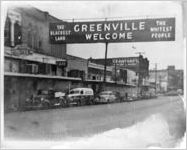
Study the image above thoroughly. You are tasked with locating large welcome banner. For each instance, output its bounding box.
[49,18,175,43]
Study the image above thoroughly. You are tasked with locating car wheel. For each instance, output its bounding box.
[60,101,65,108]
[43,102,49,109]
[77,100,81,106]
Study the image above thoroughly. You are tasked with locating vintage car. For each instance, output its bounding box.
[67,88,94,106]
[165,90,179,96]
[94,91,123,104]
[25,89,66,110]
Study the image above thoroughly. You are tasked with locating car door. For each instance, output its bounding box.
[110,92,116,102]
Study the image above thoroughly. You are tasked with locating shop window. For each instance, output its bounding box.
[46,64,51,74]
[27,24,33,48]
[33,32,37,49]
[92,76,96,80]
[39,40,42,50]
[38,27,43,52]
[51,65,57,75]
[38,63,46,74]
[26,64,38,74]
[33,26,39,50]
[28,31,32,48]
[97,76,101,80]
[4,18,11,46]
[19,60,27,73]
[14,22,22,46]
[88,74,91,79]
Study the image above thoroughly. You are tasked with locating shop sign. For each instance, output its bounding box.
[112,57,139,66]
[11,49,33,56]
[49,17,175,43]
[56,60,67,67]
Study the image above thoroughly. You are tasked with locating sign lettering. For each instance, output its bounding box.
[49,18,175,43]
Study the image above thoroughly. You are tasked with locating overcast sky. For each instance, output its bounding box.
[3,1,184,70]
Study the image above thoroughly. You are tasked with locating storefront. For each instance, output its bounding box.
[4,46,67,76]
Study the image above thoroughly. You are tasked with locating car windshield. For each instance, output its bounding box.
[100,91,112,95]
[69,90,80,94]
[38,90,48,95]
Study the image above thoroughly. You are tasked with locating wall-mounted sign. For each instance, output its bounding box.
[56,60,67,67]
[49,17,175,44]
[12,45,33,56]
[112,57,139,66]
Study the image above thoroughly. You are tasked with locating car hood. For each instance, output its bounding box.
[99,95,110,99]
[35,95,48,99]
[68,94,80,98]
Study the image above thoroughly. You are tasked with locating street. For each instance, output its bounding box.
[3,95,186,148]
[2,1,185,149]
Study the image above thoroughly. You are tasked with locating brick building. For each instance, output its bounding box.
[149,66,183,93]
[4,5,67,76]
[3,5,141,112]
[89,55,148,86]
[66,55,88,80]
[88,62,113,82]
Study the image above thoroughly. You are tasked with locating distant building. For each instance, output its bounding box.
[88,62,113,82]
[89,55,149,86]
[149,66,183,93]
[66,55,88,80]
[167,66,183,91]
[111,66,138,85]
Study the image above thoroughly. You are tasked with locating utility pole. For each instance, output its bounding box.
[114,62,117,83]
[135,51,145,96]
[103,42,108,83]
[103,18,108,84]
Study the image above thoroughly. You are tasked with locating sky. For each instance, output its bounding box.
[3,1,184,70]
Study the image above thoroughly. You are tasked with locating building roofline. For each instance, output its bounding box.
[9,5,64,22]
[149,69,183,72]
[28,5,63,22]
[67,54,87,61]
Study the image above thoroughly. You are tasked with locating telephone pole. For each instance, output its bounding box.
[135,51,145,95]
[103,42,108,83]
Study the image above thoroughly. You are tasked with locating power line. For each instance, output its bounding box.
[59,15,176,22]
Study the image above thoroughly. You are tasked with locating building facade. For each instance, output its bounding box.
[3,6,144,112]
[88,62,113,82]
[66,55,88,80]
[149,66,183,93]
[4,6,67,76]
[89,55,148,86]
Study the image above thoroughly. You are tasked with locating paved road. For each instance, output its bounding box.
[4,96,186,144]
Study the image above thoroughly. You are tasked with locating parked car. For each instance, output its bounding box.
[125,93,138,101]
[165,90,179,96]
[140,93,151,99]
[177,89,183,95]
[25,89,66,110]
[94,91,123,104]
[67,88,94,106]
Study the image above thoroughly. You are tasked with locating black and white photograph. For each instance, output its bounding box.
[0,1,186,149]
